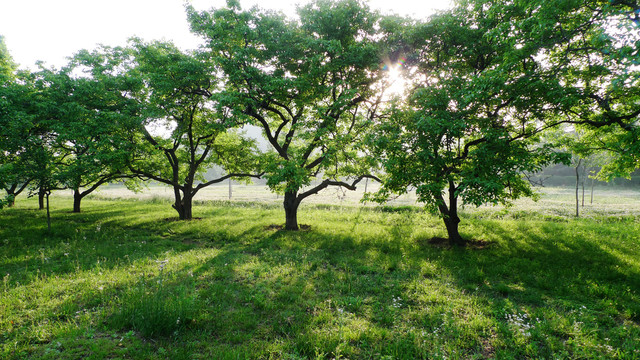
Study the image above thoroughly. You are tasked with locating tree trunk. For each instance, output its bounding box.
[436,181,465,246]
[581,166,586,207]
[590,175,594,205]
[284,191,300,230]
[46,191,51,232]
[172,186,193,220]
[73,189,82,213]
[446,182,464,246]
[443,213,464,247]
[575,160,581,217]
[228,178,232,200]
[182,193,193,220]
[38,188,45,210]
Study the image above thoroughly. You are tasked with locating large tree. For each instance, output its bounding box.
[123,40,262,220]
[188,0,383,229]
[370,1,569,245]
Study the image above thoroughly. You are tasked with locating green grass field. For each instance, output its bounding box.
[1,188,639,359]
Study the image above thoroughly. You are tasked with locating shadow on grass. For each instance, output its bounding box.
[3,198,640,359]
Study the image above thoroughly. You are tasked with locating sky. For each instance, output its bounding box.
[0,0,451,70]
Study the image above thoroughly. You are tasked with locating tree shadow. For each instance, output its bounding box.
[3,199,640,359]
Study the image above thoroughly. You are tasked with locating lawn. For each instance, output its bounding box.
[1,189,639,359]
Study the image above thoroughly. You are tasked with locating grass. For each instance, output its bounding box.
[1,190,639,359]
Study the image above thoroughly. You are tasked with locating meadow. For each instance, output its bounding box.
[1,186,639,359]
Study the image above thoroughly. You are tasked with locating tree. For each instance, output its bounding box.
[35,52,143,213]
[370,1,569,245]
[0,77,35,206]
[0,67,60,223]
[188,0,383,229]
[0,35,16,81]
[123,40,262,220]
[0,39,44,207]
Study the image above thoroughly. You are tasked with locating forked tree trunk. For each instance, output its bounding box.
[284,191,300,230]
[172,185,194,220]
[73,189,82,213]
[438,181,465,247]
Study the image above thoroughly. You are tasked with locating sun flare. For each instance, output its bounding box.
[381,57,408,97]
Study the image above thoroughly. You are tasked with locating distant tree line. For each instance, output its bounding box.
[1,0,638,245]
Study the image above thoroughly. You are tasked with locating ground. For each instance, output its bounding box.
[1,186,639,359]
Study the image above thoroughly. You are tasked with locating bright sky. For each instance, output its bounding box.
[0,0,451,70]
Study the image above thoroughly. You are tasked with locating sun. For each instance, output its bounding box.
[386,65,407,96]
[381,57,408,97]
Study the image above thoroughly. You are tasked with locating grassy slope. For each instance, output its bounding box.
[1,195,639,359]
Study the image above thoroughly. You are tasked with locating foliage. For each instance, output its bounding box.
[370,1,570,244]
[0,35,17,82]
[188,0,384,229]
[122,39,262,220]
[0,57,56,204]
[0,194,13,209]
[31,51,143,212]
[524,0,640,178]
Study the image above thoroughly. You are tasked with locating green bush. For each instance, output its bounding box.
[0,194,14,209]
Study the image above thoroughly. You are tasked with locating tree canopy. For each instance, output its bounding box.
[188,0,384,229]
[0,0,638,240]
[123,39,262,220]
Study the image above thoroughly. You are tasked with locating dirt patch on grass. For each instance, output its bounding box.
[481,335,496,358]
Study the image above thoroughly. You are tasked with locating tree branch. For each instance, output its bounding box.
[192,172,264,195]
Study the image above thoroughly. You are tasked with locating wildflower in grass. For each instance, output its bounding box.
[505,312,538,338]
[392,296,403,308]
[157,259,168,271]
